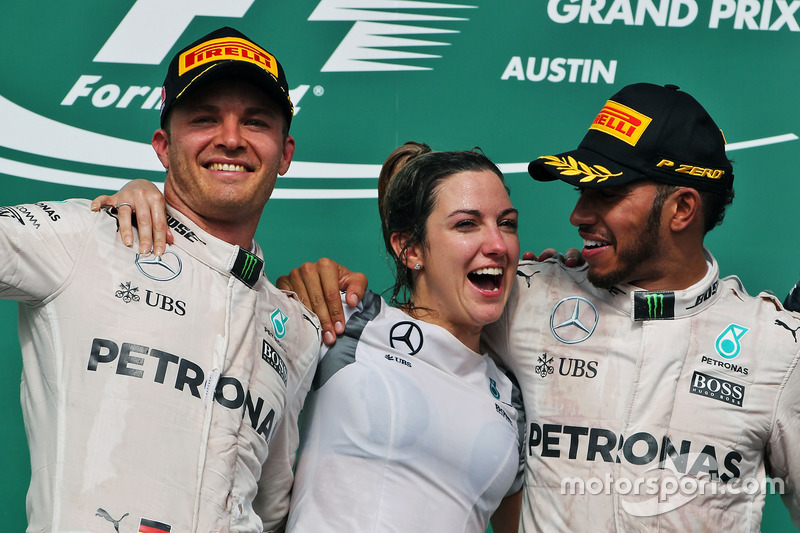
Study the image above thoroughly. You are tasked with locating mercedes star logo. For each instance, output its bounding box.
[135,250,182,281]
[550,296,599,344]
[389,321,424,355]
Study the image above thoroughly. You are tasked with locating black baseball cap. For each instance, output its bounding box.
[528,83,733,193]
[159,27,293,129]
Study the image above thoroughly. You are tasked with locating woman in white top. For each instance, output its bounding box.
[285,145,525,533]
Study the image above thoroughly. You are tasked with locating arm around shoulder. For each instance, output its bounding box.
[276,257,368,346]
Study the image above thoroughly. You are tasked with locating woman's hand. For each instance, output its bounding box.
[91,179,173,256]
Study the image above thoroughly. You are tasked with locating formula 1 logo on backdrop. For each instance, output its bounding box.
[1,0,797,200]
[72,0,310,116]
[309,0,475,71]
[0,0,476,199]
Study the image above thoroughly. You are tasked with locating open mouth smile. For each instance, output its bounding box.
[583,238,611,251]
[467,267,504,293]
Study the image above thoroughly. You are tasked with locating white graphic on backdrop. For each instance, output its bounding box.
[2,0,798,197]
[1,90,794,196]
[309,0,475,71]
[545,0,800,31]
[0,95,380,198]
[94,0,256,64]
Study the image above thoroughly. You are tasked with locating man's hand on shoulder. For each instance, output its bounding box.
[276,258,367,346]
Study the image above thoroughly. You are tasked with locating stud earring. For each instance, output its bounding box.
[414,263,421,270]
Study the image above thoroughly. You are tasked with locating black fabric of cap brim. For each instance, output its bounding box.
[166,61,292,129]
[528,147,646,189]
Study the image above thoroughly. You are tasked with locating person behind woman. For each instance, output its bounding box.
[92,144,525,533]
[286,146,524,533]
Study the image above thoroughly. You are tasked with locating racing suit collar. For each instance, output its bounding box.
[164,204,264,289]
[602,248,721,321]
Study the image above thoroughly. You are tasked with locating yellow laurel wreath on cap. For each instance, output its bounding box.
[539,155,622,184]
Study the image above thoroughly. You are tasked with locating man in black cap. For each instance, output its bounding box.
[528,82,735,291]
[279,82,800,531]
[0,27,320,532]
[480,82,800,531]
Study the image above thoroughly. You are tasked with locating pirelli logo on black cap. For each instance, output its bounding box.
[589,100,652,146]
[179,37,278,78]
[231,248,263,289]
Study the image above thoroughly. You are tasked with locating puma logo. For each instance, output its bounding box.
[516,269,540,288]
[775,319,800,343]
[96,508,129,532]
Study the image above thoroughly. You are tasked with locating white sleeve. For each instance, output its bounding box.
[767,351,800,528]
[0,199,93,302]
[254,306,322,532]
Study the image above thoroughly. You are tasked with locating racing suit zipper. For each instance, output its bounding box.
[191,276,236,532]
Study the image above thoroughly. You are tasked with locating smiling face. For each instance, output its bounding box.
[407,170,520,346]
[152,78,294,242]
[569,181,668,289]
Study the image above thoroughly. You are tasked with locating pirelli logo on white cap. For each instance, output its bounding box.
[179,37,278,78]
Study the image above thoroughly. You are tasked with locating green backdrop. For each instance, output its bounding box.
[1,1,799,530]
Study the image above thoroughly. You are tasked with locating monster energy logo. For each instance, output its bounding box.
[231,248,264,289]
[646,293,664,317]
[242,254,258,279]
[633,291,675,321]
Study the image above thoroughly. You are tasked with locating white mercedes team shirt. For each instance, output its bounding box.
[0,199,320,533]
[287,290,525,532]
[483,250,800,532]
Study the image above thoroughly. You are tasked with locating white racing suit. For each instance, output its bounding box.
[483,250,800,531]
[0,200,320,533]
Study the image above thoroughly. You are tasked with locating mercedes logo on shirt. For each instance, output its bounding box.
[550,296,599,344]
[135,250,182,281]
[389,321,424,355]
